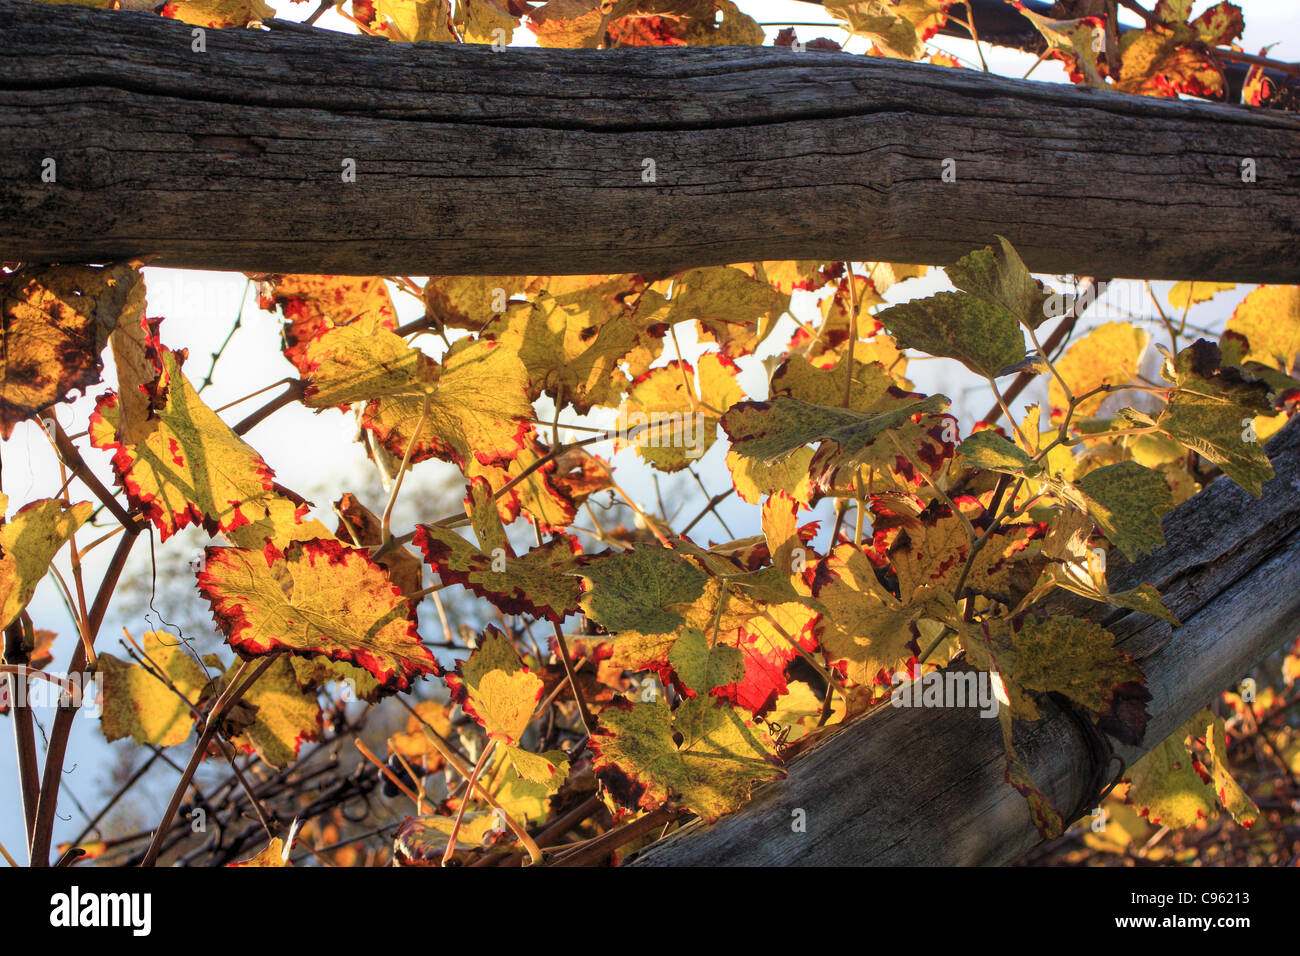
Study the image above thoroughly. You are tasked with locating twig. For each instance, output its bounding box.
[550,620,594,735]
[29,528,140,867]
[140,653,281,867]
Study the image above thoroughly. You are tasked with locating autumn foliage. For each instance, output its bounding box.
[2,0,1298,869]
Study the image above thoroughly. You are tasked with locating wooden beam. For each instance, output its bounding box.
[1,0,1297,280]
[631,417,1300,866]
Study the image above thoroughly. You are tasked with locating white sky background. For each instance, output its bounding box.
[2,0,1296,861]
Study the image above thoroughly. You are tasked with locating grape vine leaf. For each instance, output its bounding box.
[1009,613,1149,745]
[0,262,143,439]
[1152,339,1275,496]
[304,324,531,469]
[454,0,519,44]
[415,477,585,622]
[667,266,790,358]
[0,495,92,631]
[1126,707,1257,828]
[227,837,290,867]
[482,277,669,414]
[591,695,782,822]
[1169,281,1235,309]
[887,499,1047,606]
[226,496,335,551]
[946,235,1053,330]
[99,632,207,748]
[616,353,741,471]
[875,291,1025,378]
[256,275,397,375]
[822,0,955,59]
[958,430,1041,478]
[1073,460,1173,560]
[677,574,820,715]
[668,627,746,698]
[578,545,709,636]
[197,539,438,691]
[90,329,276,541]
[370,0,457,41]
[1224,285,1300,374]
[721,393,951,491]
[394,813,504,864]
[1049,322,1149,421]
[814,543,953,686]
[334,492,424,609]
[159,0,275,29]
[445,627,540,747]
[606,0,764,47]
[725,446,815,506]
[1116,0,1244,98]
[527,0,614,47]
[222,656,322,769]
[445,627,569,786]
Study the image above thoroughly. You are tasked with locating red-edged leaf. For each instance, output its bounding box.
[197,538,438,691]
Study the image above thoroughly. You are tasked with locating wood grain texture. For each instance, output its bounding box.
[1,0,1297,280]
[631,417,1300,866]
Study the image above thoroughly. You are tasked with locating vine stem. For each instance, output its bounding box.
[394,698,543,865]
[140,653,281,867]
[546,806,680,867]
[0,665,81,693]
[355,739,422,808]
[841,262,859,408]
[4,621,40,855]
[29,527,140,867]
[381,392,430,544]
[441,740,495,867]
[232,379,306,435]
[550,620,594,736]
[979,278,1104,426]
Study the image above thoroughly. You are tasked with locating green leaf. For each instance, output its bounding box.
[947,235,1052,330]
[1105,583,1180,626]
[591,696,782,822]
[668,627,745,696]
[578,546,708,636]
[875,291,1025,378]
[1154,340,1275,497]
[1074,461,1173,560]
[959,430,1041,477]
[720,394,950,490]
[1011,614,1149,744]
[822,0,955,59]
